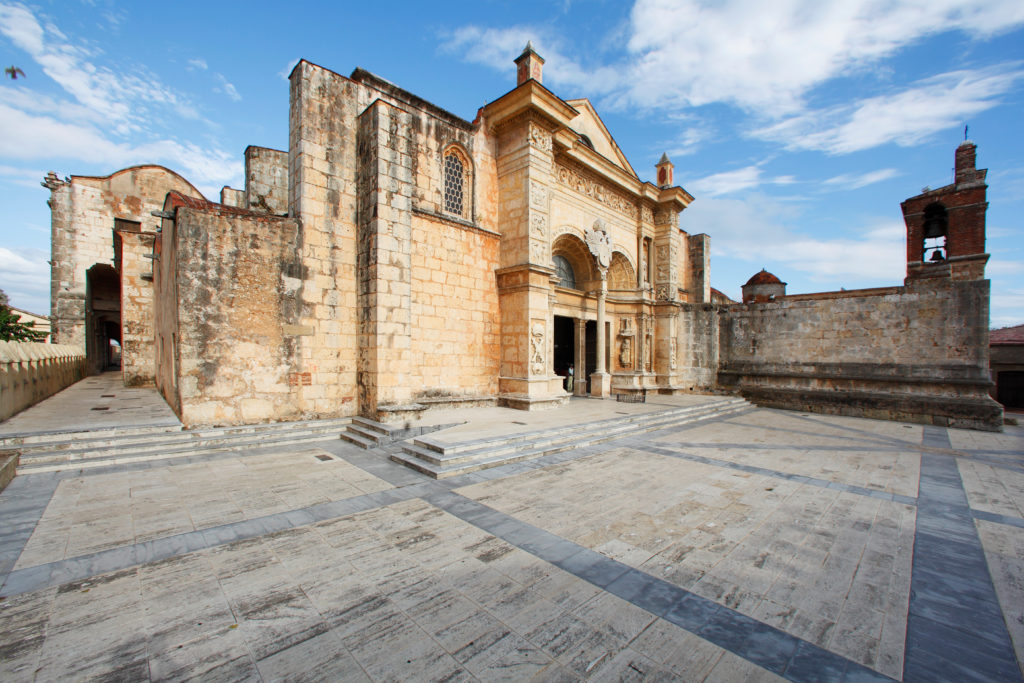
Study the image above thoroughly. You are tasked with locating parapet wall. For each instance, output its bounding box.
[0,341,86,422]
[718,280,1003,430]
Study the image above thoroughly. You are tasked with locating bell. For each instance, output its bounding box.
[923,216,946,238]
[929,248,945,262]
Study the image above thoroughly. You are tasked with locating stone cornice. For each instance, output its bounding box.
[481,80,579,131]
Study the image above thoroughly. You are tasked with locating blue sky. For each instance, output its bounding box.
[1,0,1022,326]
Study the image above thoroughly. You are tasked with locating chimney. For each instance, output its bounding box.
[514,41,544,86]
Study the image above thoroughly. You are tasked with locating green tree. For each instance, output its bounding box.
[0,289,47,342]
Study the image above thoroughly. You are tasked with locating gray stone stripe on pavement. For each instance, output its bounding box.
[903,425,1022,683]
[972,508,1024,530]
[0,473,60,579]
[638,443,917,506]
[424,489,894,683]
[760,412,920,448]
[0,482,435,598]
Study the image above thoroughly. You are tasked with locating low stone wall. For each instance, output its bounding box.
[718,280,1003,430]
[0,341,86,422]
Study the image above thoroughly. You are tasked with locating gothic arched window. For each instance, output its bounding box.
[443,150,468,219]
[554,254,576,289]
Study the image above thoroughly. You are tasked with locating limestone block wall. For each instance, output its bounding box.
[0,341,85,422]
[245,146,289,215]
[288,62,364,418]
[46,166,205,351]
[118,232,157,386]
[409,214,500,399]
[675,304,720,389]
[718,280,1002,429]
[155,198,304,427]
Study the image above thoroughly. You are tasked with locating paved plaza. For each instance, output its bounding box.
[1,387,1023,681]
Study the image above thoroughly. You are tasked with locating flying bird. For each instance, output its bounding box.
[5,66,26,80]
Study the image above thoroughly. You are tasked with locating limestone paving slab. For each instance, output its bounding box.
[1,400,1023,681]
[14,446,391,570]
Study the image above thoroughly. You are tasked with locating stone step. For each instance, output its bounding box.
[339,417,464,450]
[6,418,352,456]
[0,422,185,447]
[409,399,746,462]
[16,422,351,467]
[12,418,356,473]
[17,432,343,474]
[339,429,381,449]
[392,399,750,478]
[411,401,741,458]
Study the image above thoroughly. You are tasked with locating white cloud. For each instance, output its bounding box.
[0,3,200,129]
[0,104,241,193]
[439,26,622,96]
[0,4,241,195]
[686,164,796,197]
[685,193,905,282]
[823,168,900,190]
[624,0,1024,115]
[0,246,49,314]
[188,58,208,71]
[751,66,1024,153]
[214,73,241,102]
[442,1,1024,152]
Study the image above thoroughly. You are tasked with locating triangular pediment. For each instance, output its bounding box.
[564,99,637,179]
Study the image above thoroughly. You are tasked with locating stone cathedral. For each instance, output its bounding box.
[44,46,1003,431]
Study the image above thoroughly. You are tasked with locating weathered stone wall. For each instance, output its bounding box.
[409,214,501,399]
[117,231,157,386]
[290,61,503,420]
[288,62,363,418]
[719,280,1002,429]
[45,165,205,389]
[155,196,303,427]
[245,146,289,215]
[0,341,85,422]
[675,303,720,389]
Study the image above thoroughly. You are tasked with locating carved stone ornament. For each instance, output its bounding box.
[530,213,547,237]
[528,123,552,153]
[670,338,677,371]
[620,337,632,367]
[556,164,639,219]
[585,220,612,270]
[530,322,545,374]
[656,284,671,301]
[529,239,547,264]
[655,244,670,281]
[619,317,634,336]
[529,181,547,209]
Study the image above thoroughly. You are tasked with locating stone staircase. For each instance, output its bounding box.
[340,416,461,450]
[391,397,751,478]
[4,417,353,474]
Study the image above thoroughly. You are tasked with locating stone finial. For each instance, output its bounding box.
[41,171,65,191]
[656,154,674,189]
[514,42,545,86]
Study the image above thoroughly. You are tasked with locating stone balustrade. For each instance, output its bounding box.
[0,341,86,422]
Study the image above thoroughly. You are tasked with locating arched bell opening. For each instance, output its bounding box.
[922,203,948,263]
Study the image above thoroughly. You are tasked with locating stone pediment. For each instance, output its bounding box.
[564,99,637,179]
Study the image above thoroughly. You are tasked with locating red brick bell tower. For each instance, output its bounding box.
[902,141,989,283]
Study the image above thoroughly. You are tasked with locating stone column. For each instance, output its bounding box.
[591,269,611,397]
[575,318,586,396]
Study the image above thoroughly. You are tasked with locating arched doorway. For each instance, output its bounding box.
[551,233,603,395]
[85,264,121,375]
